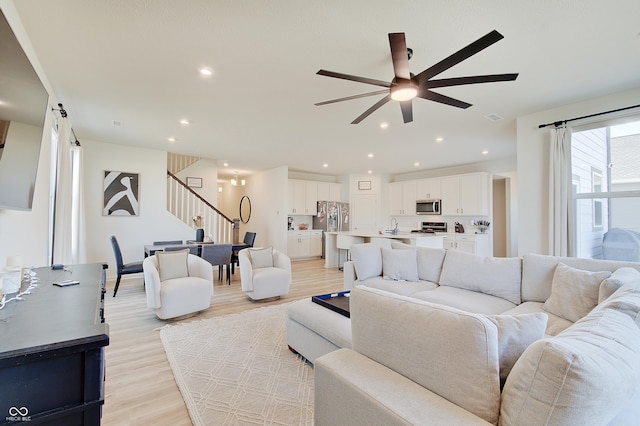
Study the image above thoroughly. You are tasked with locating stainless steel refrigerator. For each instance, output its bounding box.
[313,201,350,258]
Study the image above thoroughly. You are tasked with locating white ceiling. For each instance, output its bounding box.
[8,0,640,180]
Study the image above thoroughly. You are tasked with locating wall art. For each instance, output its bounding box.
[103,170,139,216]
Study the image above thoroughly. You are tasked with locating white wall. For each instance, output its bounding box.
[516,86,640,256]
[242,166,288,253]
[82,139,194,280]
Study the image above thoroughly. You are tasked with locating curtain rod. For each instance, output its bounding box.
[537,104,640,129]
[52,102,81,146]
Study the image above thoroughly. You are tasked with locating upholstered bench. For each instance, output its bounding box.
[286,298,351,363]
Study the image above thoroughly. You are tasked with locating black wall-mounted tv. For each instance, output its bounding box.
[0,9,49,211]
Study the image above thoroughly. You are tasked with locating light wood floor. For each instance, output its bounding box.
[102,258,343,425]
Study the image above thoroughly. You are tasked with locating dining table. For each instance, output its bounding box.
[144,241,251,258]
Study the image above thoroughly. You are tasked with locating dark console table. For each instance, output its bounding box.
[0,263,109,425]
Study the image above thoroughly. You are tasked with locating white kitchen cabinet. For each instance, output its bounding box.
[440,173,488,216]
[288,231,309,259]
[389,180,417,216]
[317,182,342,202]
[288,230,323,259]
[288,179,316,215]
[416,178,441,200]
[309,230,323,257]
[443,233,490,256]
[305,181,318,214]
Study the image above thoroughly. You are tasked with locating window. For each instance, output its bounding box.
[571,118,640,260]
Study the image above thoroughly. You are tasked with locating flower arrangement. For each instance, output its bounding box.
[192,214,203,229]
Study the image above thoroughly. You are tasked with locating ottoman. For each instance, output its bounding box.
[286,298,352,364]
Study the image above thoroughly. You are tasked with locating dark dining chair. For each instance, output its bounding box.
[200,244,233,284]
[164,245,199,256]
[231,232,256,273]
[110,235,144,297]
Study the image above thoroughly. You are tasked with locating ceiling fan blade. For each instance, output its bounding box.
[415,30,505,83]
[389,33,411,80]
[317,70,391,88]
[417,88,472,109]
[351,94,392,124]
[315,89,390,106]
[400,100,413,123]
[427,73,519,88]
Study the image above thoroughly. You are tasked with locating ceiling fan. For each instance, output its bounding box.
[315,30,518,124]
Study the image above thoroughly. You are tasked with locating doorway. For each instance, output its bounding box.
[492,177,508,257]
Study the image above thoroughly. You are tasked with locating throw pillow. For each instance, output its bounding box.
[598,267,640,303]
[350,243,383,281]
[249,247,273,269]
[439,250,522,305]
[156,249,189,281]
[542,263,611,322]
[488,313,548,381]
[391,243,446,282]
[381,247,419,282]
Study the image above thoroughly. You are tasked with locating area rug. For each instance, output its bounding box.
[160,303,314,425]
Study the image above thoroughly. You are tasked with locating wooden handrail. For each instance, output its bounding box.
[167,171,233,223]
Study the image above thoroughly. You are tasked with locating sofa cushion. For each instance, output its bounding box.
[351,243,383,281]
[412,286,516,315]
[542,263,611,322]
[488,313,547,381]
[156,249,189,281]
[249,246,273,269]
[599,267,640,303]
[358,276,438,297]
[350,286,501,424]
[500,308,640,426]
[381,247,419,282]
[439,250,522,305]
[391,243,447,282]
[521,253,640,303]
[596,282,640,326]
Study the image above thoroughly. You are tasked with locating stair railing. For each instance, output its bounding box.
[166,171,234,243]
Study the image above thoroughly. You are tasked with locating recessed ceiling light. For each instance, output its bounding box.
[435,137,444,142]
[323,163,328,168]
[380,122,389,129]
[482,150,489,155]
[223,162,229,167]
[180,119,190,125]
[198,67,214,76]
[168,137,177,142]
[368,153,374,158]
[484,113,503,122]
[414,162,420,167]
[368,170,372,174]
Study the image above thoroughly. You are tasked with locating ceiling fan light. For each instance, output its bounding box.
[390,84,418,101]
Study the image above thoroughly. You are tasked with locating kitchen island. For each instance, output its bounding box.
[324,231,444,269]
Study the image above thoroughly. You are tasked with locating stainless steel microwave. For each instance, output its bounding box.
[416,199,441,215]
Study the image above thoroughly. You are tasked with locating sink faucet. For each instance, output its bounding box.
[391,218,398,234]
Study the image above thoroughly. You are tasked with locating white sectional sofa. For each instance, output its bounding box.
[285,241,640,425]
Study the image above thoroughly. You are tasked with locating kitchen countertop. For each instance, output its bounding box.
[325,231,443,239]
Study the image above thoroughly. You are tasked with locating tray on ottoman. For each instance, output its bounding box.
[312,291,350,318]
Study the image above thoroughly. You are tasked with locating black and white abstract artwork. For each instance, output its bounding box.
[103,171,139,216]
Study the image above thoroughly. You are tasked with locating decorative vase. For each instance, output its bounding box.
[195,228,204,242]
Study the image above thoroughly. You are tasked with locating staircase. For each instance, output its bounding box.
[166,171,234,243]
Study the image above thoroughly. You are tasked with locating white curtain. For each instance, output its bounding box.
[53,118,87,264]
[548,125,574,256]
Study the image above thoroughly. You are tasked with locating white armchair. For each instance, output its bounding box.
[143,250,213,319]
[239,247,291,301]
